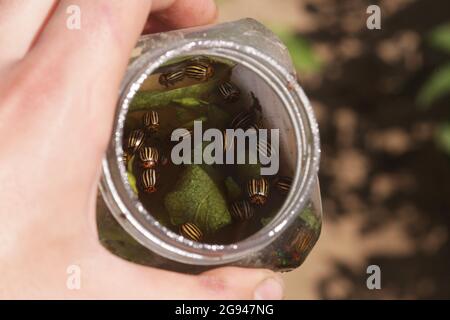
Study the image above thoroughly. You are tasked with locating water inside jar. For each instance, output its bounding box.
[122,55,294,244]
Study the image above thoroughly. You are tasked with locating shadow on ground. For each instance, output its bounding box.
[298,0,450,299]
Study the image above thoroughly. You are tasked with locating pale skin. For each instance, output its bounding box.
[0,0,285,299]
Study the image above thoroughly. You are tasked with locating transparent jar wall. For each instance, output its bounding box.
[98,19,322,273]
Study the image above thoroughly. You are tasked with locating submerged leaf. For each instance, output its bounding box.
[126,155,138,195]
[173,97,209,108]
[298,207,321,231]
[180,116,208,129]
[234,148,262,183]
[127,172,138,195]
[130,62,232,112]
[224,176,243,202]
[130,80,221,111]
[164,165,232,234]
[261,207,321,232]
[207,104,232,129]
[127,155,135,173]
[260,215,273,227]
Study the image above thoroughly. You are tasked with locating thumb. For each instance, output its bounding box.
[199,267,285,300]
[92,254,284,299]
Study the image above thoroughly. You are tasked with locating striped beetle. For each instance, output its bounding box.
[179,222,203,242]
[230,200,254,221]
[275,176,292,194]
[247,177,269,205]
[139,147,160,169]
[159,70,185,87]
[143,111,160,132]
[126,129,145,154]
[185,62,214,82]
[141,168,157,193]
[218,81,241,102]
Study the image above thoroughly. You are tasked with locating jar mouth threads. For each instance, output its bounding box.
[101,38,320,266]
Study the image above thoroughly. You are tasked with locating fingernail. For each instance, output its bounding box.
[254,274,284,300]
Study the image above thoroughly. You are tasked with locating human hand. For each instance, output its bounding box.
[0,0,284,299]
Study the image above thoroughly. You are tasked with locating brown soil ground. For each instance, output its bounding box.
[219,0,450,299]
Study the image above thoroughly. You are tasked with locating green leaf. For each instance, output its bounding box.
[298,207,320,231]
[175,108,194,123]
[272,28,322,74]
[130,80,220,111]
[429,23,450,54]
[130,62,232,112]
[435,122,450,155]
[164,165,232,234]
[180,116,208,129]
[207,104,231,129]
[127,172,138,195]
[261,215,274,227]
[260,207,321,229]
[173,97,209,108]
[126,155,138,195]
[234,148,262,183]
[127,155,135,173]
[417,63,450,107]
[235,162,261,183]
[224,176,243,202]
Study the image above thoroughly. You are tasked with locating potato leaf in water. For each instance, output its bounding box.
[224,176,243,202]
[298,207,321,232]
[127,172,138,195]
[173,97,209,108]
[180,116,208,129]
[130,80,220,111]
[207,105,232,130]
[164,165,232,234]
[126,155,138,195]
[130,61,232,111]
[260,215,273,227]
[260,207,321,232]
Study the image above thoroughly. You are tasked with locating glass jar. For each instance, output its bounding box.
[97,18,322,273]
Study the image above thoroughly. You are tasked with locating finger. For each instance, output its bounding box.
[19,1,152,154]
[91,254,284,299]
[29,0,152,88]
[0,0,56,68]
[151,0,175,12]
[154,0,217,29]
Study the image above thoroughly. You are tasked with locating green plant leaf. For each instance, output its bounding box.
[127,155,135,173]
[298,207,320,232]
[164,165,232,234]
[173,97,209,108]
[130,80,220,111]
[429,23,450,54]
[273,28,322,74]
[207,104,232,129]
[261,207,321,230]
[417,63,450,107]
[127,172,138,195]
[261,215,273,227]
[130,62,232,111]
[235,162,261,183]
[224,176,243,202]
[180,116,208,129]
[234,148,262,183]
[435,122,450,155]
[126,155,138,195]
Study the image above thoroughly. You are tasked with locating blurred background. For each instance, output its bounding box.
[217,0,450,299]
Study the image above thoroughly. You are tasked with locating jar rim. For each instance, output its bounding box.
[100,39,321,265]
